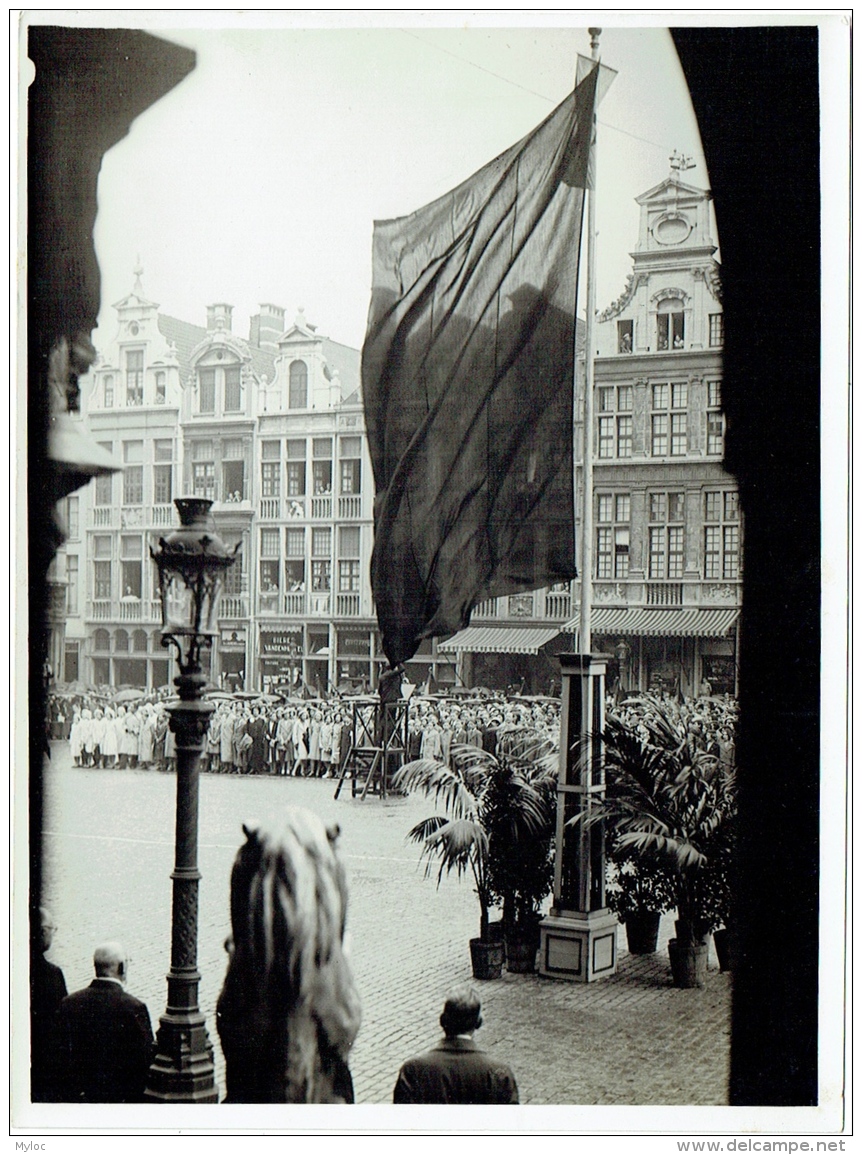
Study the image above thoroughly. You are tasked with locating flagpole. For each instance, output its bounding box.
[578,26,601,654]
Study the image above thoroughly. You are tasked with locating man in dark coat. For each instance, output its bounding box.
[393,985,518,1104]
[57,941,155,1102]
[30,907,68,1101]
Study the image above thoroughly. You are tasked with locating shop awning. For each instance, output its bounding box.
[563,607,740,638]
[438,625,563,654]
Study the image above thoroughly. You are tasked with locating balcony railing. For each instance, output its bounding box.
[338,495,361,519]
[544,592,572,619]
[472,598,498,619]
[219,595,249,619]
[284,592,306,616]
[152,504,174,527]
[260,497,281,520]
[645,582,684,606]
[311,496,332,519]
[86,598,160,623]
[336,592,361,616]
[92,506,116,527]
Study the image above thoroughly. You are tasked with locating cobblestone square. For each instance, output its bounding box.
[37,741,730,1108]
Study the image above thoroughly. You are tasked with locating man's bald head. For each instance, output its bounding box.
[93,942,126,979]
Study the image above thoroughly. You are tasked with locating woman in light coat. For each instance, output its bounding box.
[138,706,156,768]
[101,707,118,767]
[88,709,106,768]
[291,712,308,777]
[275,710,293,776]
[220,706,237,774]
[69,706,84,766]
[120,706,141,768]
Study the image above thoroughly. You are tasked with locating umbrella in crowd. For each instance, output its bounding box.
[112,688,146,704]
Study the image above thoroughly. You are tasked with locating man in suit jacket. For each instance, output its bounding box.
[30,907,68,1101]
[57,942,155,1102]
[393,985,518,1104]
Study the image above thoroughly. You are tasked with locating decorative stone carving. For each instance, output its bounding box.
[650,286,691,306]
[598,273,647,322]
[508,594,534,617]
[705,265,723,303]
[594,583,625,602]
[704,584,737,602]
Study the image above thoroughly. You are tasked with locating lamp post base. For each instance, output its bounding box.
[538,910,619,982]
[144,1009,219,1103]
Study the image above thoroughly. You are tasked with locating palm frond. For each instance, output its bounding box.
[393,757,481,819]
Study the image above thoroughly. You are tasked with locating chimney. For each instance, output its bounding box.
[249,303,285,351]
[207,303,233,332]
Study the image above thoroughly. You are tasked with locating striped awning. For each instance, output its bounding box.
[563,607,740,638]
[438,625,563,654]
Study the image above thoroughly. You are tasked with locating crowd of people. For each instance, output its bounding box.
[48,689,566,778]
[608,691,738,764]
[48,686,736,777]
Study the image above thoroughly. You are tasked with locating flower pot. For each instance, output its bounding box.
[668,937,709,988]
[674,918,708,946]
[624,910,662,954]
[713,927,732,972]
[487,919,506,960]
[504,928,540,974]
[469,937,504,980]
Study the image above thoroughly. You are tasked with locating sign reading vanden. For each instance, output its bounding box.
[260,631,302,655]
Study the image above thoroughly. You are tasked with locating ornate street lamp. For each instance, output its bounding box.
[145,498,238,1102]
[614,638,632,692]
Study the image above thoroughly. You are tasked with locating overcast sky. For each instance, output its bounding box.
[76,15,716,353]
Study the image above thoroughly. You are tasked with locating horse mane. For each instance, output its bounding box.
[217,807,361,1102]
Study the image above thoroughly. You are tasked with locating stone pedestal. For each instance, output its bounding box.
[539,911,618,982]
[539,652,618,982]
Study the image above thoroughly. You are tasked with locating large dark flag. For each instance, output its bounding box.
[363,64,600,666]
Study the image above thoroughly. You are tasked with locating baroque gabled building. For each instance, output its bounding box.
[66,277,458,694]
[440,158,739,697]
[575,159,737,695]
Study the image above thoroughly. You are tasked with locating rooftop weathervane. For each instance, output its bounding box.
[669,150,696,178]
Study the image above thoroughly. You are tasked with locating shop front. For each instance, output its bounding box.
[335,628,374,693]
[699,638,737,696]
[437,626,565,694]
[259,628,303,695]
[218,627,248,693]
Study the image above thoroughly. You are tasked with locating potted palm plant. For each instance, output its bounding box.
[483,730,557,972]
[393,728,556,980]
[575,698,737,988]
[605,845,675,954]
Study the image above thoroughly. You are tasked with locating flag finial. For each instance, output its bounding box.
[669,150,696,180]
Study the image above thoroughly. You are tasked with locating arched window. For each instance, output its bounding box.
[132,629,148,653]
[289,360,308,409]
[93,629,110,652]
[657,298,685,351]
[115,629,130,652]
